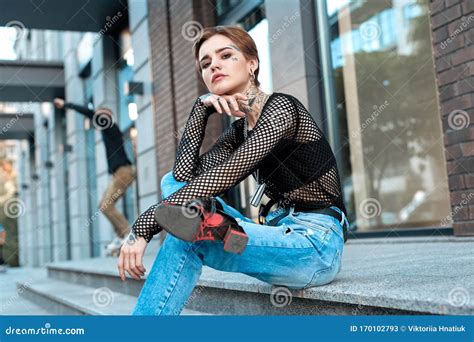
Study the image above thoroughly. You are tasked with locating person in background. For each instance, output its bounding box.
[0,224,7,272]
[53,98,137,256]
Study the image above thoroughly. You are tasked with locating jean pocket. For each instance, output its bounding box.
[303,248,341,289]
[286,213,333,252]
[288,211,336,232]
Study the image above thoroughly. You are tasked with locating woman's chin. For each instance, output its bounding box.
[210,84,236,96]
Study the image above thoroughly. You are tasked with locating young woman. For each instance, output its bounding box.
[118,25,349,315]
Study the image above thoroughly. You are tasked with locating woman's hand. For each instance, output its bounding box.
[53,98,65,109]
[200,93,248,118]
[117,232,148,281]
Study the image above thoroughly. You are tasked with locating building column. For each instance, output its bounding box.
[146,0,221,196]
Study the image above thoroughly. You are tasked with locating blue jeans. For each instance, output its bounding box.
[131,171,347,315]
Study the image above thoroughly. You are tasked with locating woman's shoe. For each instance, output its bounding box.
[154,197,248,254]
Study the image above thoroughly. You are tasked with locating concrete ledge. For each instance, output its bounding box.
[44,236,474,315]
[16,277,212,316]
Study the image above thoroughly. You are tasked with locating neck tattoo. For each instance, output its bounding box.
[240,85,270,132]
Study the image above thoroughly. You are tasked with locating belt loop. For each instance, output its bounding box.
[339,210,346,227]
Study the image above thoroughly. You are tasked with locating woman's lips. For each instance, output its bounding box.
[213,75,227,83]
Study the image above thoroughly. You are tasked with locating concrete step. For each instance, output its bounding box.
[0,267,53,315]
[16,277,212,315]
[43,236,474,315]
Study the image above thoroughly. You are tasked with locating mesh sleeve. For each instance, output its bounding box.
[131,94,297,242]
[163,94,297,206]
[129,204,159,243]
[130,96,233,242]
[193,118,244,176]
[172,97,215,182]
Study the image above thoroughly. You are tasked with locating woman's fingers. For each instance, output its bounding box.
[117,248,125,281]
[228,97,246,117]
[128,253,141,280]
[201,93,248,118]
[219,97,233,116]
[123,250,130,279]
[135,251,146,274]
[227,97,240,112]
[209,98,223,114]
[117,238,147,281]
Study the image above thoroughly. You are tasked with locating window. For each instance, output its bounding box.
[317,0,451,233]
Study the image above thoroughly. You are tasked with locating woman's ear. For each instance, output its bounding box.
[250,58,258,73]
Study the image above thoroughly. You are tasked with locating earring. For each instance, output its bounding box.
[249,69,255,84]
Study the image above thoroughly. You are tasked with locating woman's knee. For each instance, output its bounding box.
[160,171,187,199]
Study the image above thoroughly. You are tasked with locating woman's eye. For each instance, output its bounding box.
[202,54,231,69]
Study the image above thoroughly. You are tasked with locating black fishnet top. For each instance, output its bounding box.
[131,92,347,242]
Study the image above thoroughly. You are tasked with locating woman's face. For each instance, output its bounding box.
[198,34,257,96]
